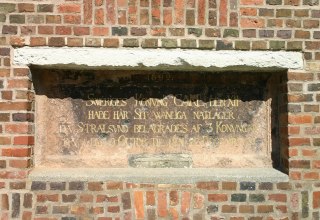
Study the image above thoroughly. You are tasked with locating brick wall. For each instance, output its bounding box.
[0,0,320,219]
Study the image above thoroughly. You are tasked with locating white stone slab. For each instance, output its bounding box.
[14,47,304,71]
[29,168,289,183]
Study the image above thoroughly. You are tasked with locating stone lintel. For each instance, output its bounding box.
[14,47,304,71]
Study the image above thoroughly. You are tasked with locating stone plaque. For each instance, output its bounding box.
[34,70,272,168]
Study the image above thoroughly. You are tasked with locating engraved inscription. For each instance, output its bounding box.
[34,70,272,168]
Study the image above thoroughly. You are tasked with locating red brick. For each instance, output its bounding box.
[84,0,93,24]
[9,159,30,168]
[107,206,120,213]
[10,36,25,46]
[313,191,320,208]
[290,160,310,169]
[56,26,72,35]
[64,15,81,24]
[0,171,28,179]
[106,181,123,189]
[208,194,228,202]
[2,148,31,157]
[197,181,218,190]
[219,0,227,26]
[302,149,317,156]
[288,72,313,80]
[168,207,179,220]
[22,211,32,220]
[288,126,300,135]
[134,191,144,219]
[30,37,46,46]
[74,27,90,36]
[289,138,310,146]
[95,8,104,24]
[181,191,191,215]
[7,79,30,89]
[0,69,10,77]
[37,194,59,202]
[304,172,319,180]
[289,171,301,180]
[106,0,116,24]
[163,9,172,25]
[158,190,168,217]
[268,194,287,202]
[93,27,109,36]
[198,0,205,25]
[1,91,12,100]
[240,8,257,16]
[312,160,320,169]
[241,18,265,28]
[288,115,312,124]
[174,0,184,24]
[58,4,81,13]
[14,136,34,145]
[146,191,155,205]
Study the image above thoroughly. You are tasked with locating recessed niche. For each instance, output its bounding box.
[32,69,288,173]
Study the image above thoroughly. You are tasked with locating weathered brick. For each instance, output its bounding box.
[222,205,237,213]
[37,4,54,12]
[12,193,20,218]
[18,3,35,12]
[48,37,65,47]
[112,27,128,36]
[9,15,26,24]
[62,194,77,202]
[162,39,177,48]
[216,40,233,50]
[2,25,18,35]
[50,182,66,190]
[207,204,218,214]
[141,39,158,48]
[188,28,202,37]
[181,39,197,48]
[223,29,239,37]
[123,38,139,47]
[249,194,265,202]
[31,181,46,190]
[23,193,32,208]
[257,205,273,213]
[0,3,16,13]
[53,206,69,214]
[199,40,214,49]
[88,182,103,191]
[240,182,255,190]
[231,194,246,202]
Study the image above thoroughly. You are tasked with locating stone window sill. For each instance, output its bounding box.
[29,168,288,184]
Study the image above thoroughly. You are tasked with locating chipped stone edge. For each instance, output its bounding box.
[14,47,304,71]
[29,168,289,183]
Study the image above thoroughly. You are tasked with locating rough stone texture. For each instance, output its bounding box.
[33,70,276,169]
[14,47,304,71]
